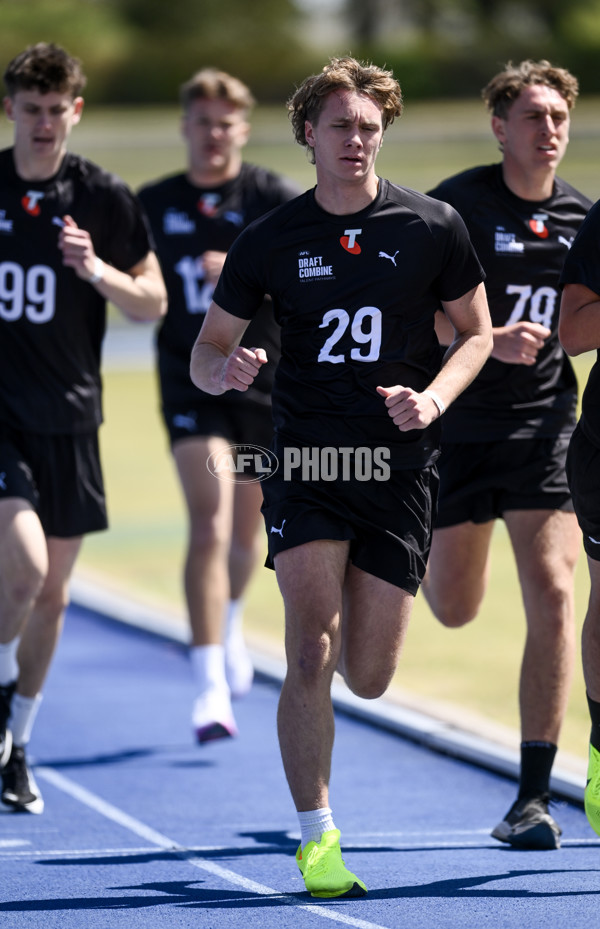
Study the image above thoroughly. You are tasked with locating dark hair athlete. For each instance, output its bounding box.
[425,59,591,850]
[0,43,166,814]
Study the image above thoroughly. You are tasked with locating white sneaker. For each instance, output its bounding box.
[192,688,238,744]
[224,634,254,699]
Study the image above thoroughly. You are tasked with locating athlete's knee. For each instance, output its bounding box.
[526,580,576,638]
[0,555,47,619]
[345,671,389,701]
[289,631,338,683]
[548,582,576,622]
[423,583,479,627]
[435,604,478,628]
[34,583,70,629]
[188,516,229,558]
[342,654,395,700]
[228,534,260,571]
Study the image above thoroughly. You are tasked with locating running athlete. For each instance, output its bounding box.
[559,201,600,837]
[424,60,591,849]
[190,56,492,898]
[138,69,301,744]
[0,43,166,813]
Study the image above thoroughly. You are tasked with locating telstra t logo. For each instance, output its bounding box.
[22,191,45,216]
[340,228,362,254]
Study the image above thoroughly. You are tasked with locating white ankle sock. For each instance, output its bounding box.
[10,692,42,747]
[0,639,19,686]
[225,600,244,645]
[190,644,228,695]
[298,807,336,849]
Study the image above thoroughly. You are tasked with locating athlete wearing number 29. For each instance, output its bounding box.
[0,44,166,814]
[191,56,492,897]
[424,60,591,849]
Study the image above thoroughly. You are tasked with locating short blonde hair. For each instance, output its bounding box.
[180,68,255,113]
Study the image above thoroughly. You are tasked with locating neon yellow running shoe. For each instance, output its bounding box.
[296,828,367,898]
[585,743,600,836]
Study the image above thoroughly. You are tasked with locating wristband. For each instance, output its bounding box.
[423,389,446,415]
[88,257,104,284]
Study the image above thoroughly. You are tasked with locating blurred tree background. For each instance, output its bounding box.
[2,0,600,104]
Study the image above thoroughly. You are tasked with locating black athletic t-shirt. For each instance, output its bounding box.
[138,164,301,408]
[0,148,153,434]
[213,179,485,469]
[559,198,600,448]
[428,164,591,440]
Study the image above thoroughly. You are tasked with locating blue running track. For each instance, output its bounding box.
[1,589,599,929]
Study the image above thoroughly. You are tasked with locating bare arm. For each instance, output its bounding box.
[434,309,454,345]
[559,283,600,356]
[58,215,167,321]
[489,321,550,364]
[190,301,267,395]
[378,282,492,431]
[436,307,549,365]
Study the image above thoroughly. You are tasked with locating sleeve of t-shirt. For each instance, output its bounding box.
[560,199,600,295]
[105,181,155,271]
[429,200,486,302]
[212,223,268,320]
[427,179,458,205]
[426,175,479,217]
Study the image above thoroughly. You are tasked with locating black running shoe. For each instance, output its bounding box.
[491,794,561,849]
[2,745,44,814]
[0,681,16,769]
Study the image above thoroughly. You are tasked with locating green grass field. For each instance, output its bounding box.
[3,97,598,764]
[2,95,599,197]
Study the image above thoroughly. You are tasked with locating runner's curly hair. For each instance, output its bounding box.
[483,60,579,118]
[4,43,86,98]
[288,56,403,163]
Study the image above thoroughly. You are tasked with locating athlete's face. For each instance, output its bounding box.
[492,84,570,176]
[183,98,250,183]
[305,90,384,187]
[3,89,83,178]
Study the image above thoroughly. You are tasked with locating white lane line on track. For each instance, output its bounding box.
[350,829,492,837]
[3,837,598,864]
[0,845,229,859]
[37,767,178,849]
[36,766,392,929]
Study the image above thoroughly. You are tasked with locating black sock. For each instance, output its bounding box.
[518,741,557,800]
[587,694,600,752]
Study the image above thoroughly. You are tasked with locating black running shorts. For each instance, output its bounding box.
[261,458,439,595]
[163,396,274,451]
[566,423,600,561]
[435,436,573,528]
[0,424,107,537]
